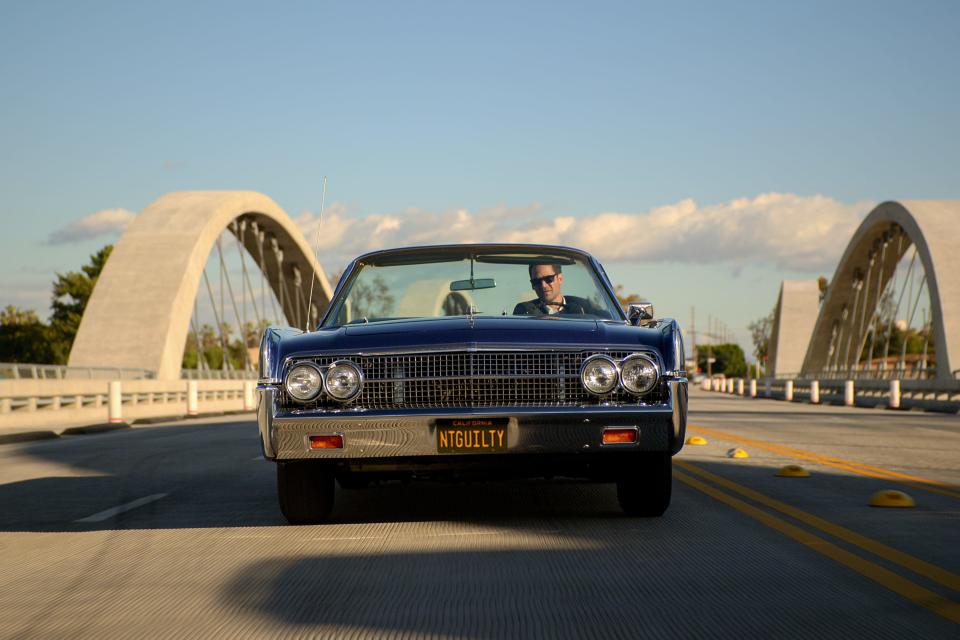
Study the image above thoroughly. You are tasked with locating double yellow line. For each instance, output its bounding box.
[674,459,960,625]
[688,424,960,500]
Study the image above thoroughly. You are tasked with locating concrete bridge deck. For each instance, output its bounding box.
[0,387,957,638]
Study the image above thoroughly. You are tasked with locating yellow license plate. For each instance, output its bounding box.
[436,419,507,453]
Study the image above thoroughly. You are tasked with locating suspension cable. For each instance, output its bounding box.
[255,227,279,324]
[900,273,928,376]
[202,267,227,370]
[191,297,207,372]
[234,221,263,330]
[882,245,918,370]
[217,233,251,371]
[921,310,932,378]
[851,254,876,373]
[842,279,862,374]
[866,234,894,374]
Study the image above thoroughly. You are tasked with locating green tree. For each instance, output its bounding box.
[614,284,645,308]
[697,342,747,377]
[182,322,257,371]
[339,274,395,322]
[48,245,113,363]
[0,305,56,363]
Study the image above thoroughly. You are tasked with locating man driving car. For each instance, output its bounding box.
[513,263,596,316]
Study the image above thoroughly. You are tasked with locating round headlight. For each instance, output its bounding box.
[325,360,363,402]
[284,363,323,402]
[580,355,620,395]
[620,354,660,395]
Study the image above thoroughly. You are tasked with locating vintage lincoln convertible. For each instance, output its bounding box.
[257,244,687,523]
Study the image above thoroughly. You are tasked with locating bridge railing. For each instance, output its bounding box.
[0,378,256,435]
[1,363,260,381]
[181,369,257,380]
[700,375,960,413]
[0,362,155,380]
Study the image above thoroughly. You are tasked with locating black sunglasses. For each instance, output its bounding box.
[530,273,558,287]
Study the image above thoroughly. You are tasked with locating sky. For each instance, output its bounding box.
[2,0,958,359]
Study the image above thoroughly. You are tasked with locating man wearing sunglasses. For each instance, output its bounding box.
[513,263,596,316]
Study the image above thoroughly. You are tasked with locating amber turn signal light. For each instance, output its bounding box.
[309,435,344,449]
[602,428,637,444]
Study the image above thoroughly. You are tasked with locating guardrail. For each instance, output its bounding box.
[0,362,155,380]
[1,363,260,381]
[0,378,257,435]
[180,369,257,380]
[700,376,960,413]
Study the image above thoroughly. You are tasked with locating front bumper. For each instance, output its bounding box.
[257,380,687,460]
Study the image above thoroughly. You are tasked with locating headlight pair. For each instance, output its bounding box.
[284,360,363,403]
[580,353,659,396]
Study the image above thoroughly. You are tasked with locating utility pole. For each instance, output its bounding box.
[705,314,717,377]
[690,306,697,374]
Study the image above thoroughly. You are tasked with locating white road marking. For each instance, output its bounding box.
[250,455,266,461]
[74,493,169,523]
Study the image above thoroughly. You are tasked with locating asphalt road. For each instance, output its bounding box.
[0,387,957,639]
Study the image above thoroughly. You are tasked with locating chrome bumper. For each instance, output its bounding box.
[257,380,687,460]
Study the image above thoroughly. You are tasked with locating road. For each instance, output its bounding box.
[0,387,957,638]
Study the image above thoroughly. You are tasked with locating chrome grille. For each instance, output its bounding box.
[284,350,667,409]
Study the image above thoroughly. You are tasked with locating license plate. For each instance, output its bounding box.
[436,419,508,453]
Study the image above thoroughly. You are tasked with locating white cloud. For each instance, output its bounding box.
[47,208,136,245]
[295,194,873,274]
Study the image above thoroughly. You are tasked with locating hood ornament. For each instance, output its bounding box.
[468,305,478,329]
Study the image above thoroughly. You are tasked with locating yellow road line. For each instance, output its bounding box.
[675,459,960,593]
[688,424,960,500]
[673,469,960,625]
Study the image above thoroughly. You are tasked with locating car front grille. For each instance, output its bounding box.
[283,350,669,410]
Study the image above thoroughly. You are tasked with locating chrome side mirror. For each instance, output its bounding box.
[628,302,654,326]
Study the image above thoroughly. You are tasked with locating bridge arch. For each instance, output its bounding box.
[801,200,960,381]
[68,191,333,380]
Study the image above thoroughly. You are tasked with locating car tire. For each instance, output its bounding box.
[277,460,335,524]
[616,452,672,517]
[337,473,370,490]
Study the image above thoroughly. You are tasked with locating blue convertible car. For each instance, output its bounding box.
[257,244,687,523]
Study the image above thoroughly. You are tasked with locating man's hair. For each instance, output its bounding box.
[528,263,562,277]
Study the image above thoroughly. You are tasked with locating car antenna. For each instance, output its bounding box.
[305,176,327,332]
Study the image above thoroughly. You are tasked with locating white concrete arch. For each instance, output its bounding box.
[69,191,333,380]
[801,200,960,381]
[767,280,821,377]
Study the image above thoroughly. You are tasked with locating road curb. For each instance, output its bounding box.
[61,422,131,435]
[0,411,253,445]
[0,430,60,444]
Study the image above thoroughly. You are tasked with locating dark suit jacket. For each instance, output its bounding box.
[513,295,599,316]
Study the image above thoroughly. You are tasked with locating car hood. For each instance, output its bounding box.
[277,316,667,360]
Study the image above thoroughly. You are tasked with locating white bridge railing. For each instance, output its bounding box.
[0,378,256,435]
[701,375,960,412]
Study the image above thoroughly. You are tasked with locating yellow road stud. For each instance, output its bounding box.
[726,448,749,459]
[776,464,810,477]
[869,489,916,508]
[686,436,708,445]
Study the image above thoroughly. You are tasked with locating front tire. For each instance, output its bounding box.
[616,452,672,517]
[277,460,335,524]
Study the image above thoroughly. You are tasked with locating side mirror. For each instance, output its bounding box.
[628,302,654,326]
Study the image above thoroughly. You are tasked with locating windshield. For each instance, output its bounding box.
[322,250,621,327]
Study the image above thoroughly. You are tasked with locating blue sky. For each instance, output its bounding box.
[2,1,958,357]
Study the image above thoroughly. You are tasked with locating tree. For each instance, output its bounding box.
[48,245,113,363]
[614,284,644,308]
[748,308,775,364]
[345,275,395,321]
[182,321,261,371]
[0,305,56,363]
[696,342,747,377]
